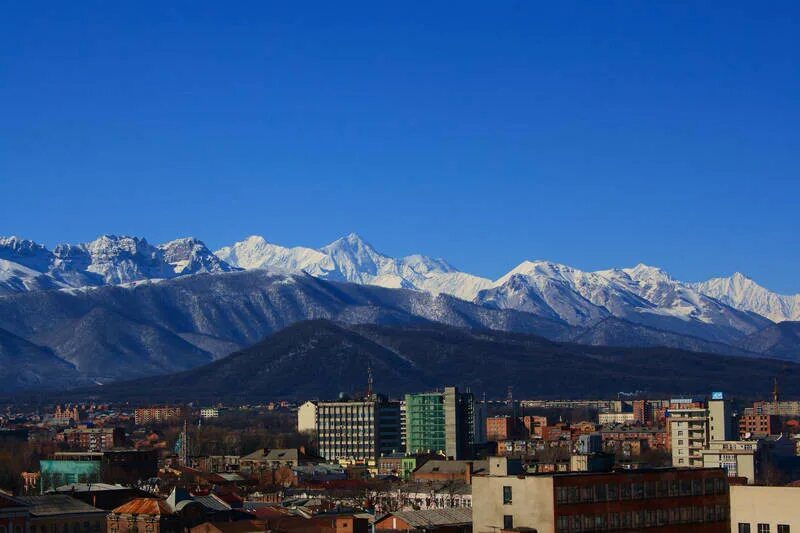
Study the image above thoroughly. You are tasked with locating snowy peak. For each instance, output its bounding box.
[79,235,173,284]
[692,273,800,323]
[215,235,331,273]
[0,236,53,272]
[158,237,234,275]
[623,263,673,283]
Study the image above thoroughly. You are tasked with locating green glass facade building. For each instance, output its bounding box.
[405,386,476,459]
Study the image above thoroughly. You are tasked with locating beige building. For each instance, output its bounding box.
[297,401,317,433]
[730,485,798,533]
[709,396,736,442]
[670,406,709,467]
[473,456,730,533]
[598,412,636,425]
[701,440,760,484]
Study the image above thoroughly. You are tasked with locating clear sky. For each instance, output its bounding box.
[2,2,798,292]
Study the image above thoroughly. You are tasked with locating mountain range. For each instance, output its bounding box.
[49,320,800,402]
[0,232,798,392]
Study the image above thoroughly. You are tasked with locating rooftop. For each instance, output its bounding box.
[112,498,173,516]
[17,495,105,517]
[382,508,472,528]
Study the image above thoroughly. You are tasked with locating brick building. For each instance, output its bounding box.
[473,457,730,533]
[134,406,186,425]
[487,416,526,442]
[739,413,780,439]
[58,426,125,451]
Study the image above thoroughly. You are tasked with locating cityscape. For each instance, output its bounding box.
[3,1,800,532]
[1,378,800,532]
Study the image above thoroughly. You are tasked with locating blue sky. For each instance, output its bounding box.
[2,2,798,292]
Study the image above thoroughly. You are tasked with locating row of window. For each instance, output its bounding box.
[555,477,727,504]
[739,524,791,533]
[554,505,728,532]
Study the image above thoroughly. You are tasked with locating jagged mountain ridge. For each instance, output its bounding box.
[217,235,770,344]
[0,235,234,294]
[0,232,790,345]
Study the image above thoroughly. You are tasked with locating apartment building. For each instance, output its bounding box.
[739,413,780,439]
[316,397,402,462]
[58,427,125,451]
[669,406,709,467]
[134,406,185,425]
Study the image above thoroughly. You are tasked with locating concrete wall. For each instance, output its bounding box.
[297,401,317,433]
[730,485,800,532]
[473,459,555,533]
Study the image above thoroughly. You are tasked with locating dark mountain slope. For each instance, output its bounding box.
[569,317,760,357]
[0,327,83,392]
[738,321,800,361]
[59,320,800,403]
[0,270,573,383]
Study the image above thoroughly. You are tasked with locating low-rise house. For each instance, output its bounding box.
[369,481,472,513]
[412,461,487,484]
[240,448,322,472]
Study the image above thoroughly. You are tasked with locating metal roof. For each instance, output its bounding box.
[17,495,105,517]
[385,508,472,528]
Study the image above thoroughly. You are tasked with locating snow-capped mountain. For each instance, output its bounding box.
[159,237,236,276]
[475,261,770,342]
[216,232,492,299]
[692,273,800,323]
[0,235,232,295]
[0,231,787,344]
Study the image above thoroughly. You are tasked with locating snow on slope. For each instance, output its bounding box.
[0,235,233,292]
[216,233,488,295]
[0,231,787,343]
[692,272,800,322]
[476,260,769,340]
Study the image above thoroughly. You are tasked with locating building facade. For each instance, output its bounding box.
[134,406,185,425]
[297,401,317,433]
[729,485,798,533]
[473,457,731,533]
[669,406,710,467]
[58,427,125,451]
[405,387,477,460]
[316,397,402,462]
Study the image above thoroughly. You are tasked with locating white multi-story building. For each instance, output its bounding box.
[200,407,220,419]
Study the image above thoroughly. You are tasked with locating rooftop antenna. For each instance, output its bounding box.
[367,362,374,399]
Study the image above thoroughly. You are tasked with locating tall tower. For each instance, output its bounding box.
[773,377,780,403]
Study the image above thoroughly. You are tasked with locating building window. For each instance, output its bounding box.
[503,515,514,530]
[758,525,771,533]
[503,485,513,504]
[778,526,790,533]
